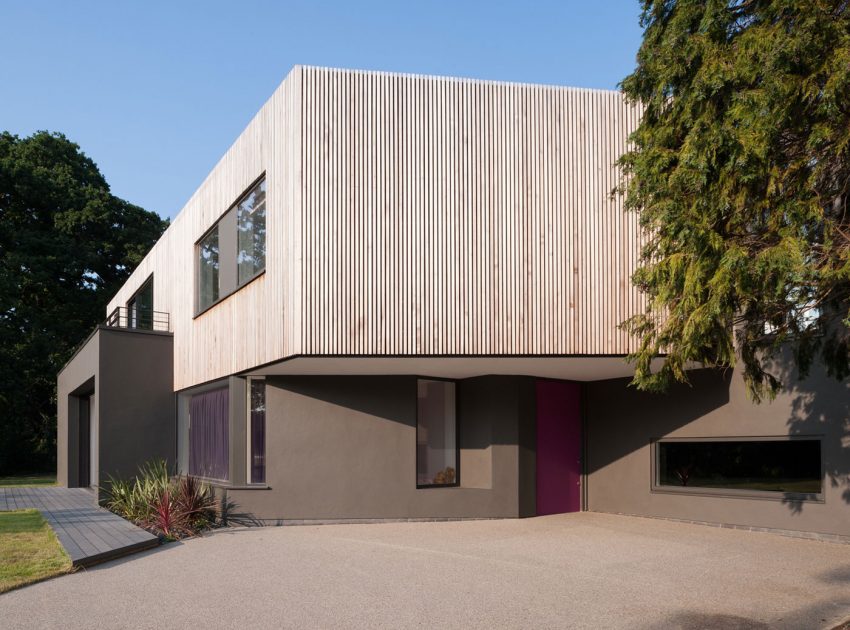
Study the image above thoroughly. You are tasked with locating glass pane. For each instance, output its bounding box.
[189,387,230,481]
[129,278,153,330]
[417,380,457,486]
[250,380,266,484]
[198,226,220,311]
[658,440,821,493]
[237,178,266,285]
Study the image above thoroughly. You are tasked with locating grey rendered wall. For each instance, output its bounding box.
[585,362,850,537]
[56,331,99,487]
[96,328,175,488]
[225,375,536,522]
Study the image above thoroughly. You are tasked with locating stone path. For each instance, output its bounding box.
[0,486,158,567]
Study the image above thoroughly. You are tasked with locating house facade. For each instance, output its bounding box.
[57,67,850,538]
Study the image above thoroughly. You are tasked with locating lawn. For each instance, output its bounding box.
[0,509,71,593]
[0,474,55,487]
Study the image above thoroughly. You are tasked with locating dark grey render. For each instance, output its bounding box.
[57,326,175,498]
[56,323,850,539]
[181,375,538,523]
[586,363,850,538]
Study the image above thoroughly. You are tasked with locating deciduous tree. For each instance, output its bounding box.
[0,131,167,473]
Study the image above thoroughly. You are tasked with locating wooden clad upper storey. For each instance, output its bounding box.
[107,66,647,391]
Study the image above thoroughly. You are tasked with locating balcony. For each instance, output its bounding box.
[105,306,170,332]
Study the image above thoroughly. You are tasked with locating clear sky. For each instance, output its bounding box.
[0,1,644,220]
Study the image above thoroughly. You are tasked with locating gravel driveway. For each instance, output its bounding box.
[2,512,849,629]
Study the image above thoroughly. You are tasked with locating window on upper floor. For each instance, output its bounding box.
[237,179,267,285]
[195,175,265,315]
[127,275,154,330]
[197,225,220,312]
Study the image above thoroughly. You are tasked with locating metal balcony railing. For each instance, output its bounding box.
[105,307,170,332]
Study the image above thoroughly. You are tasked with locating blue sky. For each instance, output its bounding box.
[0,1,643,220]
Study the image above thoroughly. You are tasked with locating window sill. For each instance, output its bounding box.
[651,486,824,503]
[416,483,460,490]
[194,269,266,319]
[189,476,270,491]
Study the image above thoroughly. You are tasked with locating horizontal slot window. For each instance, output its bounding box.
[656,439,821,494]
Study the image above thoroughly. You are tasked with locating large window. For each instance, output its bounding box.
[237,179,267,285]
[189,387,229,481]
[195,176,266,315]
[248,379,266,484]
[656,438,822,494]
[197,226,220,312]
[416,379,458,487]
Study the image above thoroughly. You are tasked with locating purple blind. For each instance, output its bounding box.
[189,387,229,480]
[250,409,265,483]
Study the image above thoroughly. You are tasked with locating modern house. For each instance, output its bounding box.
[57,66,850,539]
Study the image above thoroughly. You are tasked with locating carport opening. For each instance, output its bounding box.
[68,377,96,489]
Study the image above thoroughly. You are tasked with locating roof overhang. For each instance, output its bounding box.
[246,356,665,382]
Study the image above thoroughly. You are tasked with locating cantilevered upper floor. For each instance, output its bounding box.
[107,66,646,391]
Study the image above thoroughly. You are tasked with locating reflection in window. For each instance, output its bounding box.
[198,226,220,311]
[657,439,822,493]
[237,178,266,285]
[249,379,266,484]
[128,277,153,330]
[416,379,458,487]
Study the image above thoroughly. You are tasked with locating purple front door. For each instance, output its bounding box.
[535,379,581,515]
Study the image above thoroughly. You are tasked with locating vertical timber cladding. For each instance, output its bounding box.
[105,66,647,392]
[105,70,303,391]
[300,67,646,356]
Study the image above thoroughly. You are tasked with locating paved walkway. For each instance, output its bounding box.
[2,512,850,629]
[0,487,158,567]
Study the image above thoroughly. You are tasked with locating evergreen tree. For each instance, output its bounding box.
[619,0,850,400]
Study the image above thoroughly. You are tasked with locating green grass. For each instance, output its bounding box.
[0,509,72,593]
[0,474,55,487]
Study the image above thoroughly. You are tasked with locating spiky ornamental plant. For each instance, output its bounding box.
[619,0,850,401]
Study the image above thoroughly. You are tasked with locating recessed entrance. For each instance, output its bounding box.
[78,395,91,487]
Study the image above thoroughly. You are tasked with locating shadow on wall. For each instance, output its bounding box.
[218,489,262,527]
[270,374,529,449]
[587,356,850,516]
[272,375,416,427]
[585,369,733,480]
[766,353,850,513]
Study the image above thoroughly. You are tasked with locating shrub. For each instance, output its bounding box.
[103,459,170,522]
[103,460,218,540]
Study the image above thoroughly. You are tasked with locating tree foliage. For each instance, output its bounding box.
[0,131,167,473]
[619,0,850,401]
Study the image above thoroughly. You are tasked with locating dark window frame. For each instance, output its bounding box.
[248,377,266,485]
[415,376,461,489]
[650,436,824,502]
[126,274,154,330]
[236,178,267,287]
[195,223,222,315]
[193,173,267,318]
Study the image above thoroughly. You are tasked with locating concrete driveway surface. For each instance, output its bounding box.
[2,512,849,629]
